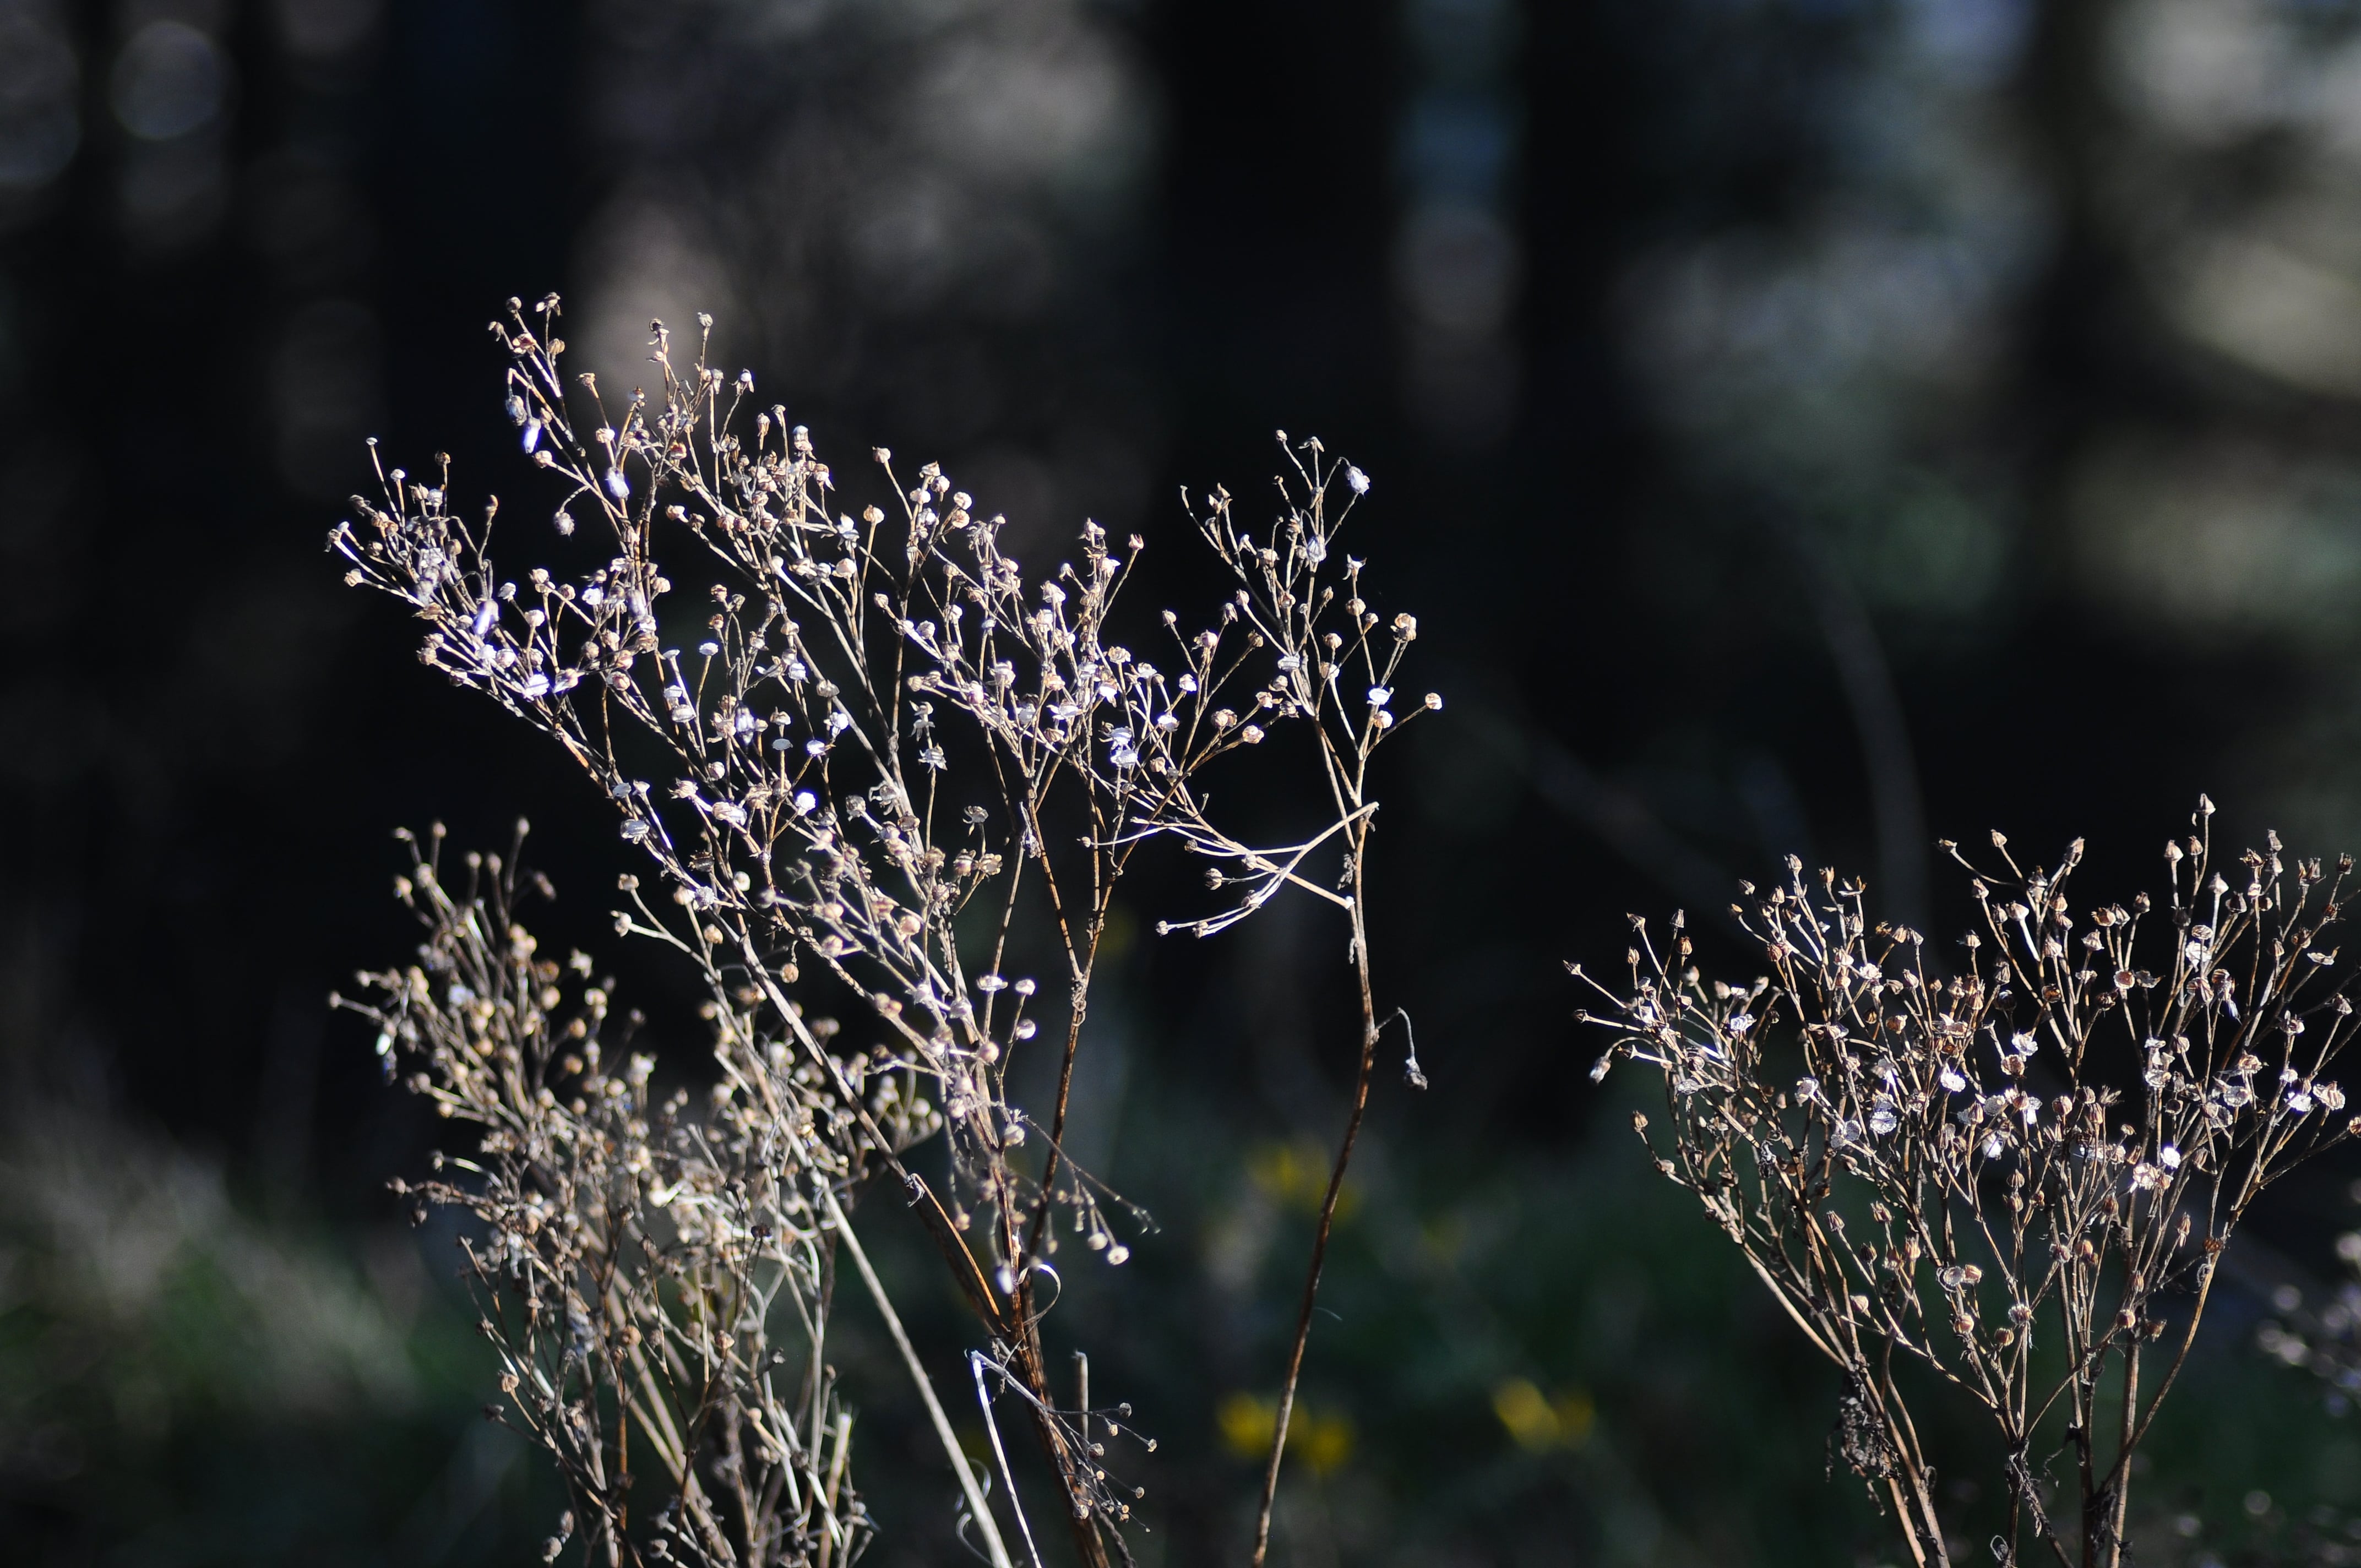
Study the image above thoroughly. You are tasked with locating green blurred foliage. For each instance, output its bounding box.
[0,1107,558,1566]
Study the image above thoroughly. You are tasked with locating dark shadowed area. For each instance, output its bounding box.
[8,1,2361,1564]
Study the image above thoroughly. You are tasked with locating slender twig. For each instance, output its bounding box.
[824,1185,1016,1568]
[1252,826,1381,1568]
[971,1354,1048,1568]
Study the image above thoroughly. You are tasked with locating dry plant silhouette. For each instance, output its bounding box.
[335,827,906,1568]
[1579,799,2361,1568]
[330,297,1437,1567]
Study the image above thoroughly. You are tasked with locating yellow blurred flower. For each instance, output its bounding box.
[1492,1377,1594,1451]
[1218,1391,1275,1458]
[1246,1139,1358,1219]
[1216,1392,1356,1476]
[1295,1409,1354,1475]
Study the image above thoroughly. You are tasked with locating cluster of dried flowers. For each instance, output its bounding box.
[1579,798,2360,1568]
[332,296,1434,1567]
[336,825,918,1567]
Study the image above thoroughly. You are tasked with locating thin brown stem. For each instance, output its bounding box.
[1886,1474,1932,1568]
[1250,827,1379,1568]
[1017,1330,1111,1568]
[2104,1342,2138,1568]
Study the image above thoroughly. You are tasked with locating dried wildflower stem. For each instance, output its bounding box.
[1584,798,2360,1568]
[821,1184,1013,1568]
[339,824,889,1568]
[336,302,1433,1567]
[1251,837,1379,1568]
[1154,439,1434,1568]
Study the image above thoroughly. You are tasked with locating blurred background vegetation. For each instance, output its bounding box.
[11,0,2361,1562]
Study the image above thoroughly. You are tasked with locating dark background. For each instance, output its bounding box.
[9,0,2361,1564]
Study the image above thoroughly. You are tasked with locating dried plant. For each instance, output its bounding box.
[1578,798,2361,1568]
[334,825,909,1568]
[330,296,1436,1566]
[1165,448,1438,1568]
